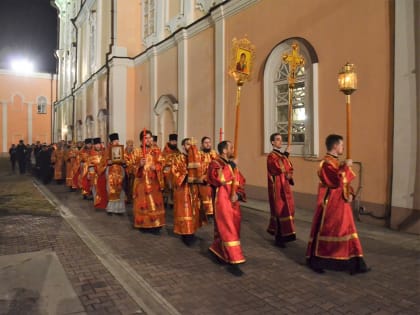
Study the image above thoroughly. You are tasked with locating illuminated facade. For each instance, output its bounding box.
[52,0,419,233]
[0,69,55,150]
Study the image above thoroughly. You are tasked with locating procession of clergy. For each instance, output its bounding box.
[49,130,370,275]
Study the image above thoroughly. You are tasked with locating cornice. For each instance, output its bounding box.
[196,0,213,13]
[74,0,96,27]
[166,14,186,34]
[132,0,260,67]
[0,69,56,80]
[222,0,259,19]
[109,57,135,68]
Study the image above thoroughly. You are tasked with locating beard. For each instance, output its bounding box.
[202,148,211,153]
[168,143,178,150]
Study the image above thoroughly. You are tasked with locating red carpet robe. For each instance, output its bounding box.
[207,157,246,264]
[88,149,108,210]
[267,149,296,242]
[306,154,367,272]
[198,149,217,216]
[79,148,92,197]
[133,147,166,228]
[171,153,201,235]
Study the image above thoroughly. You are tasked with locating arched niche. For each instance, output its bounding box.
[153,94,178,147]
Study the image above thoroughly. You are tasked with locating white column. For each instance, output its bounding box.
[149,47,158,134]
[27,102,33,144]
[175,29,188,140]
[392,0,417,209]
[93,78,99,136]
[211,6,225,143]
[96,0,103,66]
[156,0,165,42]
[312,63,319,157]
[183,0,194,25]
[82,89,87,139]
[2,102,7,152]
[109,59,128,144]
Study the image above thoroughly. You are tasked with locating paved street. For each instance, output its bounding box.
[0,167,419,314]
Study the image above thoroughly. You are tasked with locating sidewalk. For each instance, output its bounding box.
[43,180,419,315]
[0,157,419,314]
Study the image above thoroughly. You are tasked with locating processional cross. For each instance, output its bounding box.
[282,43,305,146]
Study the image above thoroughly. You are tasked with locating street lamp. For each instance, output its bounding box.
[338,62,357,159]
[11,59,34,74]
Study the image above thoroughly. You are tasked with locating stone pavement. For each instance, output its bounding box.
[38,181,420,315]
[0,250,85,314]
[0,213,142,315]
[30,180,419,315]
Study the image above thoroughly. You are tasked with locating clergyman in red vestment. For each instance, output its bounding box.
[88,137,108,210]
[207,140,246,265]
[306,134,370,275]
[267,133,296,247]
[171,138,202,245]
[132,129,166,232]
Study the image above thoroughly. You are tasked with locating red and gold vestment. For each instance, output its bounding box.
[266,150,296,243]
[207,156,246,264]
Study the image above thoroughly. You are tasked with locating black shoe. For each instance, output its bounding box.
[275,240,286,248]
[275,236,286,248]
[181,235,196,246]
[350,267,371,275]
[308,264,325,274]
[227,264,244,277]
[150,228,161,235]
[107,212,113,216]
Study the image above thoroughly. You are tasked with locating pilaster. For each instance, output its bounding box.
[211,6,225,143]
[2,102,7,152]
[27,102,33,144]
[175,29,189,140]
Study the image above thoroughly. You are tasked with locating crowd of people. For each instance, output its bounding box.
[8,139,55,180]
[7,132,370,275]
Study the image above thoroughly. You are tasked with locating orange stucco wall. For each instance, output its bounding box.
[126,66,136,143]
[134,62,151,147]
[187,28,215,140]
[117,0,142,57]
[0,71,55,152]
[156,47,178,98]
[222,0,392,207]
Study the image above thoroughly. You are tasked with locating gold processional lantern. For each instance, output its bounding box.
[338,62,357,159]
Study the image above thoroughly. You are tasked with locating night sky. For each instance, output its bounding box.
[0,0,58,73]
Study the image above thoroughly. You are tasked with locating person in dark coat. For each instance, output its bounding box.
[38,144,52,184]
[34,141,42,178]
[25,144,32,172]
[15,140,27,174]
[9,144,17,173]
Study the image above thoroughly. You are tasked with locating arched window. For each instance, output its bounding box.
[76,120,83,142]
[153,94,178,148]
[264,38,319,156]
[85,115,94,138]
[97,109,108,144]
[143,0,156,45]
[89,10,97,74]
[37,96,48,114]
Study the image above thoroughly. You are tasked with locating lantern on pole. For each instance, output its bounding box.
[338,62,357,159]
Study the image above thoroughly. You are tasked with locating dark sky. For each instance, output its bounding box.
[0,0,58,73]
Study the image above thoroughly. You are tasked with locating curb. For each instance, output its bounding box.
[33,179,181,315]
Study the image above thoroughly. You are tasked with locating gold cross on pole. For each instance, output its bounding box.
[282,43,305,88]
[282,43,305,146]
